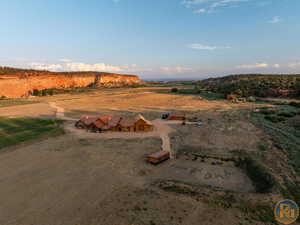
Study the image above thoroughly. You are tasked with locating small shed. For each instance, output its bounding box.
[227,94,238,101]
[168,114,186,121]
[147,151,170,164]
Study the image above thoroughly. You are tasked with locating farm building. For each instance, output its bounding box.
[168,114,186,121]
[147,151,170,164]
[75,114,153,132]
[90,115,122,132]
[226,94,238,101]
[75,115,99,129]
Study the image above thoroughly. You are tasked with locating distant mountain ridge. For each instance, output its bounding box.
[0,67,140,98]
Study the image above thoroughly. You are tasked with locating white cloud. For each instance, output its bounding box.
[160,66,193,73]
[29,63,63,71]
[28,60,142,73]
[194,8,206,13]
[182,0,249,13]
[236,63,269,69]
[211,0,246,9]
[268,16,282,24]
[273,64,280,68]
[182,0,209,8]
[187,43,231,50]
[288,62,300,68]
[59,58,72,63]
[64,62,122,72]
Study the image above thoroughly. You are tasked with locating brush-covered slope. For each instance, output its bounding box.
[199,74,300,98]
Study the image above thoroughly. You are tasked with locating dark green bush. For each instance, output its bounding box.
[264,115,286,123]
[259,109,276,115]
[171,88,178,93]
[278,111,296,118]
[236,157,275,193]
[290,102,300,108]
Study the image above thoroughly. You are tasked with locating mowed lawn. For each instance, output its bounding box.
[0,117,65,149]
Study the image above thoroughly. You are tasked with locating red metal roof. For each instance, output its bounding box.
[79,115,99,126]
[93,120,106,129]
[148,151,170,159]
[119,119,136,127]
[108,116,122,127]
[169,114,185,118]
[78,114,152,129]
[98,115,112,124]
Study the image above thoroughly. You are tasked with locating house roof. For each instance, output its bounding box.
[93,120,106,129]
[79,114,152,129]
[79,115,99,126]
[93,115,122,129]
[108,116,122,127]
[169,114,185,118]
[119,119,136,127]
[135,114,153,125]
[148,151,170,159]
[98,115,112,124]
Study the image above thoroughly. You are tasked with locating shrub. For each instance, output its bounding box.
[171,88,178,93]
[236,157,275,193]
[278,111,296,118]
[259,109,276,115]
[264,115,286,123]
[32,89,40,96]
[289,102,300,108]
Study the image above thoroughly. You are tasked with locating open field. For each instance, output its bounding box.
[0,117,64,150]
[0,86,299,225]
[0,98,38,108]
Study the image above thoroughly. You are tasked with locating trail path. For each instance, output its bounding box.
[48,102,76,121]
[48,102,196,159]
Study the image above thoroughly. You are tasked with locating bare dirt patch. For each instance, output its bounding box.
[0,102,55,118]
[151,159,255,193]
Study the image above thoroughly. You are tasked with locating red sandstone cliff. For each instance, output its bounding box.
[0,68,140,98]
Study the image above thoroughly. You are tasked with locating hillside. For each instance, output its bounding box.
[199,74,300,98]
[0,67,140,98]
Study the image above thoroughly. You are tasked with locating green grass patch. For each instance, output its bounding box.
[251,108,300,176]
[0,99,38,107]
[169,86,225,100]
[198,90,225,100]
[0,117,65,149]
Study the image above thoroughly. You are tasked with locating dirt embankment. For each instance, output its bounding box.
[0,73,140,98]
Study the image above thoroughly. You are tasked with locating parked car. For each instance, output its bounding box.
[161,113,170,119]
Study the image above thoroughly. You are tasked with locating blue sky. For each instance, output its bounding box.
[0,0,299,79]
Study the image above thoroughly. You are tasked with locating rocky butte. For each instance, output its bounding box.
[0,67,141,98]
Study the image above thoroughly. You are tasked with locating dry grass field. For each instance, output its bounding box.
[0,86,298,225]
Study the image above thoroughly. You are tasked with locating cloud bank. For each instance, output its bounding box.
[28,59,137,73]
[187,43,231,50]
[182,0,276,14]
[268,16,282,24]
